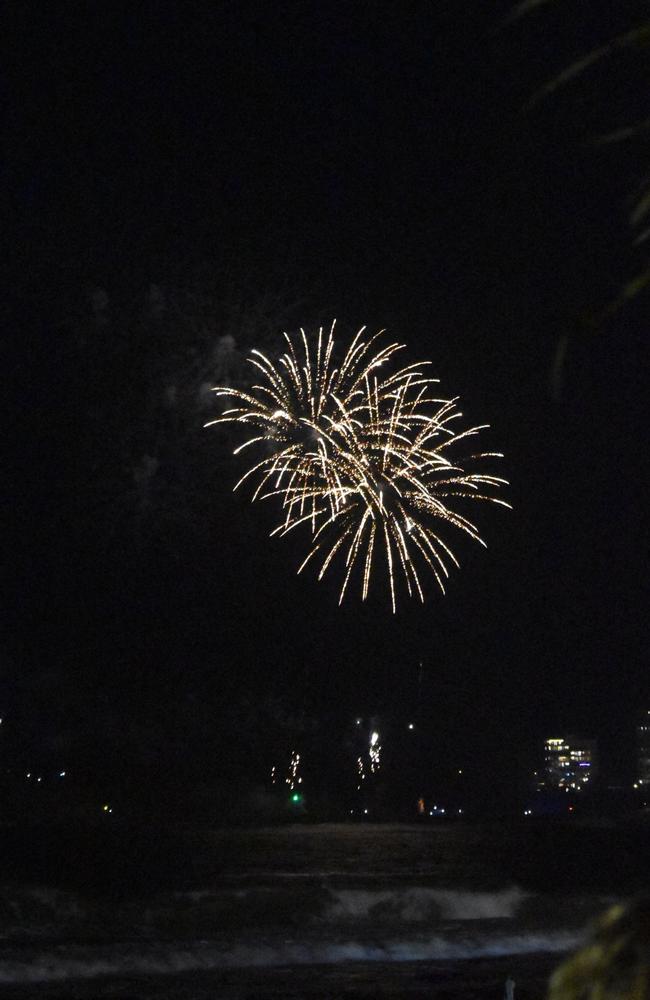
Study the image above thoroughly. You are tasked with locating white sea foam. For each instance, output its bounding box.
[0,929,582,983]
[324,886,528,922]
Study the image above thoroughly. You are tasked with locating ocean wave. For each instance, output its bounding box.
[0,882,608,945]
[323,886,528,923]
[0,929,582,983]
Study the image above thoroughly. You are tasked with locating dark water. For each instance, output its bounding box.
[0,821,646,998]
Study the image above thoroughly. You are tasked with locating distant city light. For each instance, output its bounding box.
[408,723,414,730]
[59,771,66,778]
[638,712,650,788]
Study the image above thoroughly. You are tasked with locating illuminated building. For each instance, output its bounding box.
[539,736,597,792]
[637,711,650,787]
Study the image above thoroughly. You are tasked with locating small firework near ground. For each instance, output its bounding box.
[207,322,510,611]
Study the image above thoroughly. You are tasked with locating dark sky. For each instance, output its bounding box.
[5,1,648,805]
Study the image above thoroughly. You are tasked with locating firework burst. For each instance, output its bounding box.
[207,321,510,610]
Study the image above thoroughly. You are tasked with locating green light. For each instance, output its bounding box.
[291,793,301,803]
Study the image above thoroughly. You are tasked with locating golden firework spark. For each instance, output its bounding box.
[207,322,510,611]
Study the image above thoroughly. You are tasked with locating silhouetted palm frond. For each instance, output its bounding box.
[510,2,650,313]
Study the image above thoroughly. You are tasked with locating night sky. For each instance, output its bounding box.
[6,2,648,814]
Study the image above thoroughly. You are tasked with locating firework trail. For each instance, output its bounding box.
[207,321,510,611]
